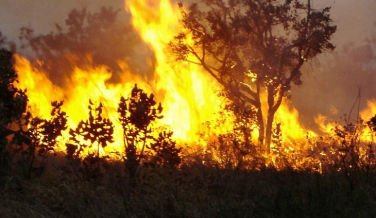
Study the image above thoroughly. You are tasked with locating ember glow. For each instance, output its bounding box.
[11,0,376,170]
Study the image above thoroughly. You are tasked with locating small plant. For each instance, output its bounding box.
[118,84,181,176]
[22,101,67,178]
[148,130,181,167]
[204,102,259,170]
[67,100,114,180]
[325,114,376,190]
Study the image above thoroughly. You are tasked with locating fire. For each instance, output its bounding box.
[360,100,376,122]
[314,113,337,134]
[13,0,226,155]
[13,0,315,158]
[126,0,224,141]
[360,100,376,142]
[12,0,376,171]
[275,99,317,142]
[14,56,64,118]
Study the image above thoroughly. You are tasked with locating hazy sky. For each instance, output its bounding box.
[0,0,375,130]
[0,0,122,40]
[0,0,374,45]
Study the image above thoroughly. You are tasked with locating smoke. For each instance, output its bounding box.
[0,1,156,86]
[292,0,376,131]
[0,0,123,40]
[292,40,376,132]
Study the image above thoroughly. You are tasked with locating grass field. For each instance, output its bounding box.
[1,156,376,218]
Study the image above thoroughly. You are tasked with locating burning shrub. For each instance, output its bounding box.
[66,100,114,180]
[204,104,261,170]
[148,130,181,167]
[17,101,68,179]
[301,115,376,189]
[118,84,181,176]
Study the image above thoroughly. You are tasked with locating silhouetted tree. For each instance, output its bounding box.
[68,100,114,157]
[118,84,181,176]
[171,0,336,152]
[149,130,181,167]
[67,100,114,179]
[22,101,67,178]
[0,49,29,175]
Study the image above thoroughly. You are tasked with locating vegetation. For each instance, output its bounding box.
[0,48,29,177]
[0,1,375,217]
[118,85,181,177]
[18,101,68,179]
[0,46,375,217]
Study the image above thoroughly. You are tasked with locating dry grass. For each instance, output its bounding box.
[1,157,376,218]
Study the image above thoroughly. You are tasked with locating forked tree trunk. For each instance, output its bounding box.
[263,86,281,153]
[256,108,276,154]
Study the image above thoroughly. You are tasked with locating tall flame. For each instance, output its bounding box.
[126,0,225,141]
[13,0,315,154]
[13,0,376,171]
[13,0,227,155]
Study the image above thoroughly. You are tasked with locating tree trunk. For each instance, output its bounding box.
[264,86,280,153]
[256,102,265,151]
[265,86,284,153]
[265,111,275,154]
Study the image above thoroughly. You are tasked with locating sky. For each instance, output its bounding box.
[0,0,374,45]
[0,0,375,131]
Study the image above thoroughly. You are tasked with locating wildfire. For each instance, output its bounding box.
[11,0,376,171]
[14,0,226,155]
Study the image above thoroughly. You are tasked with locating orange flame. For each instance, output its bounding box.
[13,0,314,156]
[14,0,376,172]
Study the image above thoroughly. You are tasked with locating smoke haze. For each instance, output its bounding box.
[293,0,376,131]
